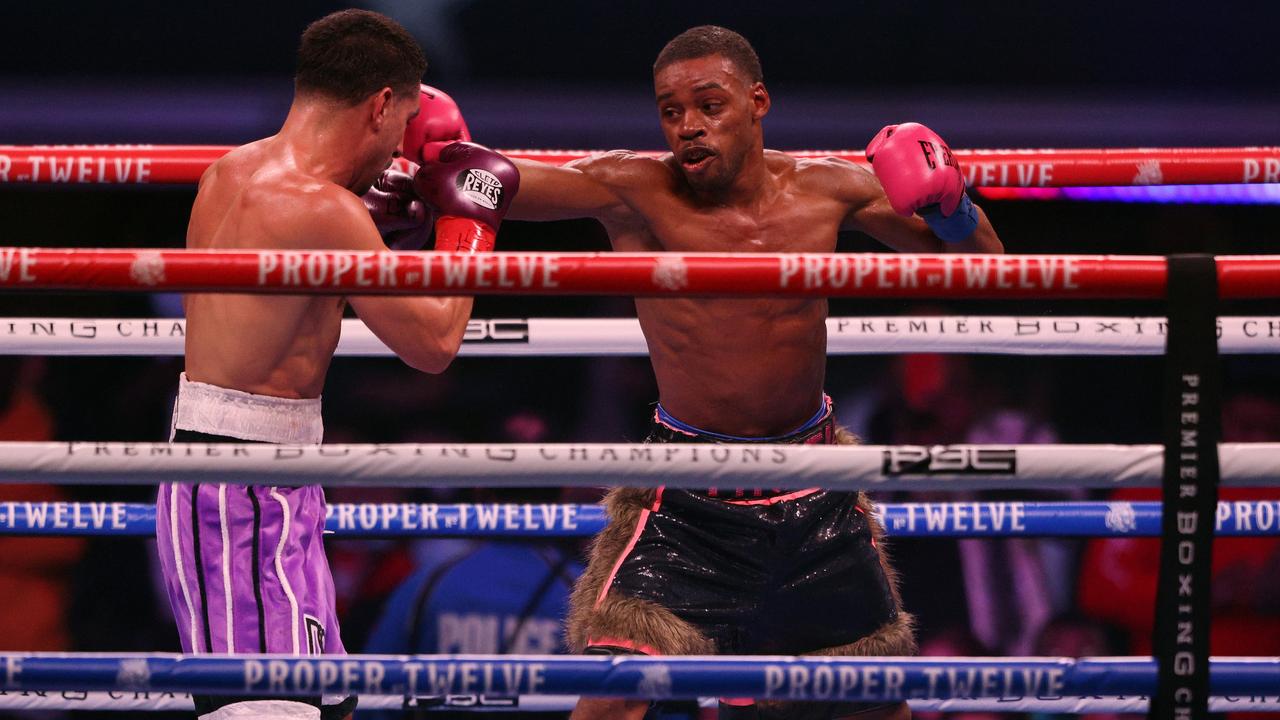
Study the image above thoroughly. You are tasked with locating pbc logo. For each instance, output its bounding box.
[882,445,1017,475]
[408,695,518,709]
[458,168,504,210]
[464,318,529,343]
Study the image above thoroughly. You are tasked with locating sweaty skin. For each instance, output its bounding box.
[509,54,1004,436]
[184,89,474,399]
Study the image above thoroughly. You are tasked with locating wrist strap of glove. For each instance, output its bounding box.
[919,194,979,244]
[433,216,496,253]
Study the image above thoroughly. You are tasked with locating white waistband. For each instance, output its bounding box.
[171,373,323,445]
[199,700,320,720]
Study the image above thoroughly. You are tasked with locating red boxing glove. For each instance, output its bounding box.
[401,84,471,166]
[412,142,520,253]
[362,166,433,251]
[865,122,966,217]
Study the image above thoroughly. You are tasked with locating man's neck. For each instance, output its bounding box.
[690,143,773,209]
[277,98,364,190]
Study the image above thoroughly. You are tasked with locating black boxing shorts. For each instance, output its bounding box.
[594,395,899,656]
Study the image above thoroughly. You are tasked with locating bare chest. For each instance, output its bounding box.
[643,196,841,254]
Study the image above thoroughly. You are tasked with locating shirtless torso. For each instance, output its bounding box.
[184,96,477,399]
[514,145,1000,435]
[183,138,347,398]
[510,52,1000,437]
[591,150,862,434]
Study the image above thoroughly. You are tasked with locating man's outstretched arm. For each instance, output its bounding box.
[507,153,641,222]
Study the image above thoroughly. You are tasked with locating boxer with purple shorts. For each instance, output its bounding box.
[157,383,345,718]
[156,10,518,720]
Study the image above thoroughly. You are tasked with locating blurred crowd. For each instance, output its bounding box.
[1,188,1278,720]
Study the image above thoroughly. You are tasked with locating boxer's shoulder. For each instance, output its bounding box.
[569,150,673,190]
[239,170,354,222]
[789,152,881,205]
[196,163,368,250]
[200,138,274,186]
[790,152,875,183]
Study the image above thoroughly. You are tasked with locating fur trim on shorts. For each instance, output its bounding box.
[566,487,714,655]
[835,424,913,630]
[566,425,916,659]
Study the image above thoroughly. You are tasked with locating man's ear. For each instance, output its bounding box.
[370,87,395,129]
[751,82,770,121]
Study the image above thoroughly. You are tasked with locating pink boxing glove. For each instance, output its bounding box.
[866,122,977,243]
[401,84,471,166]
[866,122,965,216]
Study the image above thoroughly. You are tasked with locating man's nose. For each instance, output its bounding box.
[678,118,706,141]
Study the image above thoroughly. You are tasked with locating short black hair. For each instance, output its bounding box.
[295,9,426,105]
[653,25,763,84]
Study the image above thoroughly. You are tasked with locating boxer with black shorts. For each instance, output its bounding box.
[155,10,518,720]
[507,25,1003,720]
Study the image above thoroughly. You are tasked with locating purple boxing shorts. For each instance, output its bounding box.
[157,375,350,719]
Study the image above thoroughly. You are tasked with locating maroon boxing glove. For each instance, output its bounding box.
[412,142,520,253]
[361,167,432,250]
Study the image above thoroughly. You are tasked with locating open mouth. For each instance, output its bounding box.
[680,146,716,172]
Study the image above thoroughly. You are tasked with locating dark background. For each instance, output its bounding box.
[2,0,1277,147]
[1,2,1278,717]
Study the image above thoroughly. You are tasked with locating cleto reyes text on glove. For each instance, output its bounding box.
[412,142,520,253]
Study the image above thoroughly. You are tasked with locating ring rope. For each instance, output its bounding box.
[6,316,1280,357]
[4,248,1278,299]
[1,654,1276,701]
[3,500,1279,538]
[0,691,578,712]
[1,442,1276,490]
[0,691,1276,714]
[0,145,1276,187]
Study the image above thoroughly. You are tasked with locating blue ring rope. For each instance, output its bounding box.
[3,501,1279,537]
[1,655,1276,701]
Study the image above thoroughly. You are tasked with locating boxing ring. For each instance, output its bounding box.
[1,145,1279,716]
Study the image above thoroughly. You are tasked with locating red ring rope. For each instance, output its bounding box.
[0,146,1276,187]
[1,248,1275,299]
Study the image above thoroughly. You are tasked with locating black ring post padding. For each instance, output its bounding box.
[1149,255,1221,720]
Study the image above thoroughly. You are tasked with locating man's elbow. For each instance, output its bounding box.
[977,231,1005,254]
[973,207,1004,253]
[404,353,452,374]
[402,334,463,374]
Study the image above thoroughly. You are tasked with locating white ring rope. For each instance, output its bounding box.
[0,442,1275,490]
[3,316,1280,356]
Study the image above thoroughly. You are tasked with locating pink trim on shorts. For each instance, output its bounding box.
[721,488,822,506]
[854,500,876,546]
[585,636,662,656]
[594,487,665,609]
[652,410,699,437]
